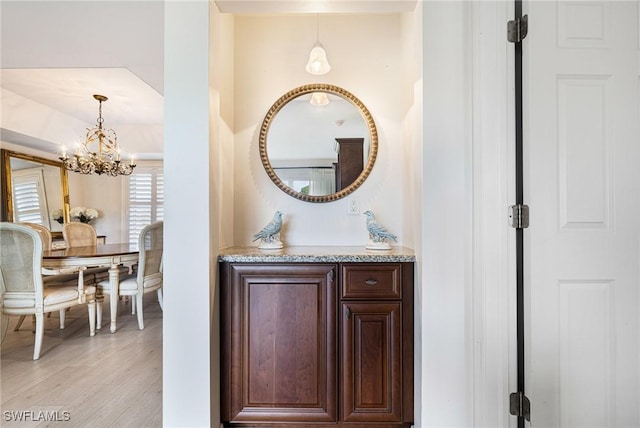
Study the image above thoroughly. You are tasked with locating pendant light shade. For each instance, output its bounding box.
[305,43,331,75]
[306,14,331,75]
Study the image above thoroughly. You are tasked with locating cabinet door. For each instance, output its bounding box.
[341,302,402,422]
[222,264,337,423]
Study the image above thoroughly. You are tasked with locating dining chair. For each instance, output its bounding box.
[62,222,129,282]
[0,222,96,360]
[19,222,89,280]
[62,222,99,247]
[97,221,163,330]
[18,222,52,249]
[14,223,94,332]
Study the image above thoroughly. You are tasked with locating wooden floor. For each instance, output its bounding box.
[1,296,162,427]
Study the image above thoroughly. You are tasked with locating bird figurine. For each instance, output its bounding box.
[253,211,284,249]
[363,210,397,250]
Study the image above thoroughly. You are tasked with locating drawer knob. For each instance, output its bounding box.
[365,279,378,286]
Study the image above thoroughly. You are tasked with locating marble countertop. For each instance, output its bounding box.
[218,246,416,263]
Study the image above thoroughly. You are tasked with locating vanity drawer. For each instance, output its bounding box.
[341,263,401,299]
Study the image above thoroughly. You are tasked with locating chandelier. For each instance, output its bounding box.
[60,94,136,176]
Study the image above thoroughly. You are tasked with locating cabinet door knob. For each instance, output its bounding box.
[344,307,351,319]
[365,279,378,286]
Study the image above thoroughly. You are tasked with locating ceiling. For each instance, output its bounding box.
[0,0,416,157]
[1,68,163,125]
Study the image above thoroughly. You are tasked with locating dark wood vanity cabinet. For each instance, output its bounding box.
[220,263,337,424]
[220,261,414,427]
[340,263,413,424]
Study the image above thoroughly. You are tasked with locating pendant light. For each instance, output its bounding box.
[305,14,331,75]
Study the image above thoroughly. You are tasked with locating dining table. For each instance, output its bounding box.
[42,243,139,333]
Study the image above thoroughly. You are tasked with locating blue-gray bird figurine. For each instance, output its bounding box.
[363,210,397,248]
[253,211,283,248]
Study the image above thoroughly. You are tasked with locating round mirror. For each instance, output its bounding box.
[259,84,378,202]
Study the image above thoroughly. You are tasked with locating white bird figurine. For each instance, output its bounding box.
[363,210,397,248]
[253,211,283,248]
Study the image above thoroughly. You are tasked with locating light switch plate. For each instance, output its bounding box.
[348,198,359,215]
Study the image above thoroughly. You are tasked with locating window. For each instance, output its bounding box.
[126,164,163,246]
[274,167,336,195]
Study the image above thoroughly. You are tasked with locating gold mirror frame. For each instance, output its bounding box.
[259,84,378,202]
[1,149,71,225]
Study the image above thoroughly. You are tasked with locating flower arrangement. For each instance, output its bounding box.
[51,209,64,224]
[70,207,99,224]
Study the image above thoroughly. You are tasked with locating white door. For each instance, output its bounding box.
[525,1,639,427]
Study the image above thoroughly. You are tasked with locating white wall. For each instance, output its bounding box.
[163,1,213,426]
[232,14,409,247]
[401,4,424,425]
[416,2,516,427]
[470,2,516,426]
[421,2,474,426]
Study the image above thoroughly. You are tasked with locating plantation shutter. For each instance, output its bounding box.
[127,165,163,246]
[12,172,48,225]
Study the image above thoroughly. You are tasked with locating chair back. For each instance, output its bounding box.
[137,222,163,286]
[19,223,53,251]
[63,222,97,248]
[0,222,43,296]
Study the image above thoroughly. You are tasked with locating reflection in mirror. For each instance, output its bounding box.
[260,84,377,202]
[1,149,70,231]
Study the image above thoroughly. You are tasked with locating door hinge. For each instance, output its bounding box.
[507,15,528,43]
[509,204,530,229]
[509,392,531,421]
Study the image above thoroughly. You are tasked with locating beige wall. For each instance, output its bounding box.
[67,172,125,242]
[212,10,236,250]
[230,14,410,247]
